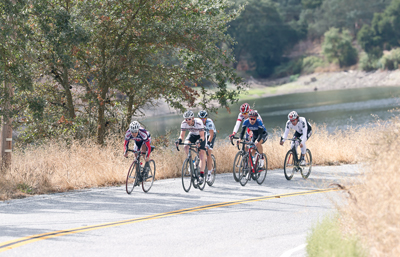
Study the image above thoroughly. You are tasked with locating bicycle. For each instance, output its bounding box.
[236,140,268,187]
[125,146,156,194]
[205,147,216,187]
[176,142,206,192]
[230,136,247,182]
[283,137,312,180]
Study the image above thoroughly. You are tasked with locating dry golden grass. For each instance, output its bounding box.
[338,116,400,257]
[0,123,376,201]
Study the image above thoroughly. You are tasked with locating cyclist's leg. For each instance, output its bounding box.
[184,134,196,155]
[198,140,207,176]
[206,135,216,174]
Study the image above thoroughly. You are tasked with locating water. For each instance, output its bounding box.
[140,86,400,138]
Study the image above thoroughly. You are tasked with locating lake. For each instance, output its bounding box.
[139,86,400,138]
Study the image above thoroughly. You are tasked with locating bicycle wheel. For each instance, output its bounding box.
[232,151,243,182]
[198,170,206,190]
[181,158,192,192]
[239,154,250,186]
[192,156,199,189]
[256,154,268,185]
[126,161,139,194]
[206,154,217,186]
[300,149,312,179]
[283,150,295,180]
[142,160,155,193]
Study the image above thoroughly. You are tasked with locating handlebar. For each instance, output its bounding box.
[175,142,198,152]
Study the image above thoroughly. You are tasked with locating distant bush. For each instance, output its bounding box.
[302,56,327,74]
[272,58,303,78]
[379,48,400,70]
[359,52,380,71]
[322,28,358,67]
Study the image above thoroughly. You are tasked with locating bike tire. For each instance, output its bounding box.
[142,160,156,193]
[192,156,199,189]
[256,153,268,185]
[126,161,139,194]
[232,151,243,182]
[181,158,192,192]
[207,154,217,186]
[283,150,295,180]
[300,149,312,179]
[239,154,250,186]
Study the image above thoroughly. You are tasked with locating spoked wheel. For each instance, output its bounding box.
[232,151,243,182]
[300,149,312,179]
[181,158,192,192]
[142,160,156,193]
[192,157,199,189]
[206,154,217,186]
[198,170,207,191]
[283,150,296,180]
[239,155,250,186]
[256,154,268,185]
[126,162,139,194]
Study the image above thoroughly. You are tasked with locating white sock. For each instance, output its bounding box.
[208,170,212,175]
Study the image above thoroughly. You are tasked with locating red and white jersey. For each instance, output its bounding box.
[232,109,263,134]
[123,128,151,157]
[180,118,204,135]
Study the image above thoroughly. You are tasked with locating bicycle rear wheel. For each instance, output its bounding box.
[239,155,250,186]
[142,160,156,193]
[300,149,312,179]
[181,158,192,192]
[256,154,268,185]
[283,150,295,180]
[232,151,243,182]
[126,161,139,194]
[206,154,217,186]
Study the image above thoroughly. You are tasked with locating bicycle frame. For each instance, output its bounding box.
[231,136,261,174]
[176,143,203,180]
[287,138,301,165]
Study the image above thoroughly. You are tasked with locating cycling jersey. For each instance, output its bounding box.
[180,118,204,135]
[232,109,263,134]
[239,118,268,142]
[124,128,151,158]
[282,117,312,143]
[204,119,217,138]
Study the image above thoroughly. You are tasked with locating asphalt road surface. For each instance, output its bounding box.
[0,164,360,257]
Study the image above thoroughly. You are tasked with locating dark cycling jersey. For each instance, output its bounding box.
[239,118,268,142]
[124,128,151,158]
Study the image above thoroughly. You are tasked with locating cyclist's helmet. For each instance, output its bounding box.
[183,110,194,119]
[240,103,250,114]
[198,110,208,119]
[288,111,298,121]
[248,110,258,118]
[129,121,140,133]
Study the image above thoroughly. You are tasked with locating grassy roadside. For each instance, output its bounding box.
[306,116,400,256]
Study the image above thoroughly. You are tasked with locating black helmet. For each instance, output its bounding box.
[198,110,208,119]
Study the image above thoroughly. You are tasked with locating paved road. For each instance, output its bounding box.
[0,165,360,257]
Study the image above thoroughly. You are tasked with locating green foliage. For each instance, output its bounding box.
[307,214,367,257]
[357,25,383,58]
[359,52,380,71]
[301,0,322,9]
[272,58,303,78]
[379,48,400,70]
[228,0,299,78]
[302,55,326,74]
[322,28,358,67]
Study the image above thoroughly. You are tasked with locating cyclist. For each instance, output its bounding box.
[198,110,217,182]
[123,121,152,162]
[229,102,262,141]
[175,110,207,184]
[237,110,268,167]
[279,111,312,165]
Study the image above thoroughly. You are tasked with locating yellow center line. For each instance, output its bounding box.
[0,188,340,252]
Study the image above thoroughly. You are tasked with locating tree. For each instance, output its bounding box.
[322,28,358,67]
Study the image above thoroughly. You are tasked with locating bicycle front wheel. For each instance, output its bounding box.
[142,160,156,193]
[300,149,312,179]
[239,154,250,186]
[232,151,243,182]
[207,154,217,186]
[126,161,139,194]
[256,154,268,185]
[181,158,192,192]
[283,150,295,180]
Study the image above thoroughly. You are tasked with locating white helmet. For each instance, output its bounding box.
[183,110,194,119]
[129,121,140,133]
[288,111,298,121]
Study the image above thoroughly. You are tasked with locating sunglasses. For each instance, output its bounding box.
[250,118,256,121]
[242,112,248,115]
[200,118,207,120]
[185,118,193,121]
[290,119,297,123]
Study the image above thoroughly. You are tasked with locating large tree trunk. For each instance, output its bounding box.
[1,80,13,172]
[62,64,76,120]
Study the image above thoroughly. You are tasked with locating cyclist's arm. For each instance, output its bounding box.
[300,120,307,143]
[123,130,131,154]
[178,130,186,141]
[281,121,290,142]
[208,129,214,143]
[239,126,247,140]
[199,130,205,142]
[144,140,151,158]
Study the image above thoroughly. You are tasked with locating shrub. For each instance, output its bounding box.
[322,28,358,67]
[379,48,400,70]
[359,52,380,71]
[302,56,327,74]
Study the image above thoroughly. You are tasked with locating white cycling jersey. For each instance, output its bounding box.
[282,117,310,143]
[204,119,216,138]
[180,118,204,135]
[232,110,263,134]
